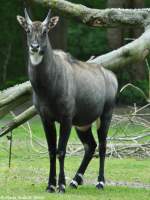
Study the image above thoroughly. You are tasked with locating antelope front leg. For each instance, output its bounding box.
[41,117,57,193]
[57,118,72,193]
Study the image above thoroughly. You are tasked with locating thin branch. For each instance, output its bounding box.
[120,83,149,102]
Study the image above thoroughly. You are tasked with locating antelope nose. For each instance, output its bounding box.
[31,43,39,52]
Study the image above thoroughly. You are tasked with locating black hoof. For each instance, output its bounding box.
[96,182,105,190]
[70,181,78,189]
[46,185,56,193]
[57,185,66,193]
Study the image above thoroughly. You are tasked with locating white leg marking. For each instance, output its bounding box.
[97,181,105,187]
[71,180,78,187]
[50,185,56,190]
[61,184,66,189]
[77,173,83,179]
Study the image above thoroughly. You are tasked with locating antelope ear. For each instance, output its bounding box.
[48,16,59,30]
[17,15,28,31]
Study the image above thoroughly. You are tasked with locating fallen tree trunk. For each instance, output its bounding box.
[33,0,150,28]
[89,29,150,69]
[0,106,37,138]
[0,81,32,118]
[0,81,31,108]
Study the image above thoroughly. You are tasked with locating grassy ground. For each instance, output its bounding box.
[0,115,150,200]
[0,156,150,200]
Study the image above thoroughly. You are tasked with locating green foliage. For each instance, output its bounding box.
[68,22,108,60]
[145,0,150,7]
[0,76,28,90]
[67,0,108,60]
[0,0,26,85]
[117,58,150,105]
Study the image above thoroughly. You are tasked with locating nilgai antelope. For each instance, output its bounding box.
[17,9,118,193]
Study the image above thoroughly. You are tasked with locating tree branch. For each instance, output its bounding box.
[0,81,32,118]
[0,106,37,137]
[89,28,150,69]
[0,81,31,108]
[33,0,150,28]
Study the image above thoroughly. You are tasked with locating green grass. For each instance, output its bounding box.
[0,186,149,200]
[0,116,150,199]
[0,156,150,199]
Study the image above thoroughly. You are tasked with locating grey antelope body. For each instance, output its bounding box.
[17,9,118,193]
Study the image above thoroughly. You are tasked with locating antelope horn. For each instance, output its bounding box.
[42,10,51,26]
[24,8,32,25]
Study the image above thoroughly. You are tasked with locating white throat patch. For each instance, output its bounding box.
[30,52,43,66]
